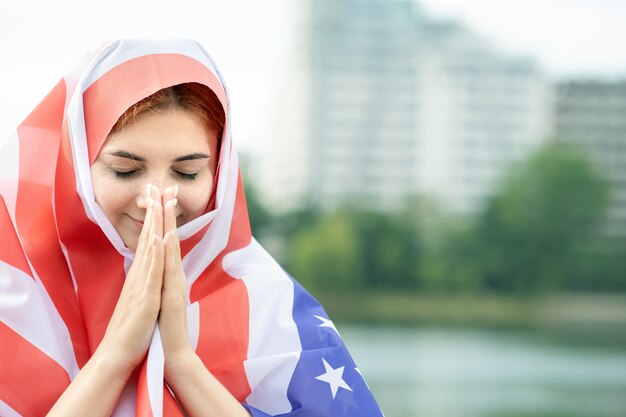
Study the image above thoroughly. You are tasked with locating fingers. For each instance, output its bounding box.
[149,184,164,242]
[129,183,177,293]
[163,185,184,300]
[163,200,182,291]
[162,185,178,236]
[146,228,165,295]
[144,184,165,292]
[163,230,182,283]
[134,183,155,259]
[129,184,164,290]
[162,184,181,269]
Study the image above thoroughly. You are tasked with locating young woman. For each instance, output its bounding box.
[0,39,383,416]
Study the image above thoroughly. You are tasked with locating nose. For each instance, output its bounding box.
[135,176,177,209]
[135,182,152,209]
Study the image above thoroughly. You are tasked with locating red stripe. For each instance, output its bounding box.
[0,322,70,417]
[15,80,90,367]
[163,387,184,417]
[54,126,125,357]
[136,361,154,417]
[195,283,251,401]
[191,173,252,401]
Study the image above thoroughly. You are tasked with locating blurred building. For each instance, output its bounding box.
[555,81,626,238]
[260,0,551,214]
[415,21,551,213]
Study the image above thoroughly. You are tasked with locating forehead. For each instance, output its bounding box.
[102,108,214,152]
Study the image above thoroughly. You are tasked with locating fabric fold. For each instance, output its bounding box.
[0,39,384,417]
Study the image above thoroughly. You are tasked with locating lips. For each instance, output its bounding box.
[127,215,144,230]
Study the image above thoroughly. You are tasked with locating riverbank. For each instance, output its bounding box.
[314,291,626,349]
[341,325,626,417]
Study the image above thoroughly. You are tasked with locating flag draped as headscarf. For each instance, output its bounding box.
[0,39,384,417]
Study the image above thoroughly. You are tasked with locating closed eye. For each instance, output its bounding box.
[114,169,139,179]
[112,168,198,181]
[175,171,198,181]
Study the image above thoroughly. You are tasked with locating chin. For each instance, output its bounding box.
[120,234,139,251]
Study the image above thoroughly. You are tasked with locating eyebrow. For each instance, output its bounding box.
[172,153,210,162]
[107,150,146,162]
[106,151,210,163]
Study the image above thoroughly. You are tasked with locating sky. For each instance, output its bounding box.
[1,0,625,151]
[418,0,626,79]
[0,0,294,151]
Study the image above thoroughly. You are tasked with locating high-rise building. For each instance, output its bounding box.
[260,0,551,214]
[555,80,626,237]
[415,21,552,213]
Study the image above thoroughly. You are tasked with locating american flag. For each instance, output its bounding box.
[0,39,384,417]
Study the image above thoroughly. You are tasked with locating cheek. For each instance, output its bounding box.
[179,182,213,218]
[92,175,133,217]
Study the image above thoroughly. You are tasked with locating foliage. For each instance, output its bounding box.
[286,212,361,290]
[471,143,609,292]
[280,209,420,290]
[245,142,626,294]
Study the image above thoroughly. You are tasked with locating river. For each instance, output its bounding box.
[341,326,626,417]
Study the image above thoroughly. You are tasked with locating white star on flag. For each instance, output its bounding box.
[314,315,340,335]
[315,358,353,399]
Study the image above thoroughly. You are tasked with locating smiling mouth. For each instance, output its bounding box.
[128,215,144,230]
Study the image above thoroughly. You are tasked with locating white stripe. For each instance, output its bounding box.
[58,240,79,292]
[111,377,137,417]
[0,130,20,224]
[0,260,79,379]
[53,184,81,293]
[81,40,222,92]
[223,239,302,415]
[0,399,22,417]
[147,326,165,417]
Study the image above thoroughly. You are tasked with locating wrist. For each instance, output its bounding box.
[91,344,139,382]
[164,348,201,384]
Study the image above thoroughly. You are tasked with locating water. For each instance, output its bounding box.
[341,326,626,417]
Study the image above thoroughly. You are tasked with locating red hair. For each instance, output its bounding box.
[109,82,225,140]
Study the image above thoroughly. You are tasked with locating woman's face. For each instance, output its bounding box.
[91,108,218,250]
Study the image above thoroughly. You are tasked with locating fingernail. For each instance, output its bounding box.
[173,198,178,208]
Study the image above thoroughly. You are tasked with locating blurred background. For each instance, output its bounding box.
[2,0,626,416]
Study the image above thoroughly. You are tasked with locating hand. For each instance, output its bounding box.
[95,184,164,376]
[159,186,195,379]
[150,186,250,417]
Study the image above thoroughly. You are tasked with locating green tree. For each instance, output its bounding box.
[349,210,420,289]
[283,207,422,292]
[286,212,361,290]
[473,143,609,293]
